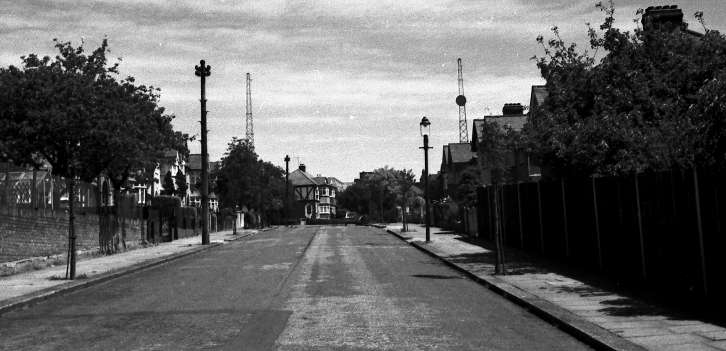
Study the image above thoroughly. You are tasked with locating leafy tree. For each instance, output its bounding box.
[338,166,412,224]
[454,166,481,208]
[214,138,285,225]
[162,170,175,195]
[388,169,417,231]
[174,169,188,200]
[527,1,726,176]
[0,38,186,278]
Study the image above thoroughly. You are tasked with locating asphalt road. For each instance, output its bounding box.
[0,225,593,350]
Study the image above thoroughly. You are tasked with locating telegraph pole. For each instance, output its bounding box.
[284,155,290,222]
[195,60,211,245]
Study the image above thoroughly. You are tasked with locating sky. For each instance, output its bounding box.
[2,0,725,182]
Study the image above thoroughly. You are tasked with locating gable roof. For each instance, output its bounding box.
[289,168,318,186]
[471,115,527,152]
[447,143,475,164]
[313,176,336,187]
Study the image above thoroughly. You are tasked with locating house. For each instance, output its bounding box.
[156,149,187,201]
[641,5,703,37]
[471,103,532,185]
[354,171,374,184]
[289,164,319,220]
[187,154,219,212]
[289,164,341,220]
[313,176,338,219]
[439,142,477,197]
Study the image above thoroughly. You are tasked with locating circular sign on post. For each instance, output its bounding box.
[456,95,467,106]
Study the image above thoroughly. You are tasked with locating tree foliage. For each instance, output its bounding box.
[214,138,285,224]
[527,2,726,176]
[0,38,186,277]
[162,170,175,196]
[338,166,422,223]
[174,169,188,199]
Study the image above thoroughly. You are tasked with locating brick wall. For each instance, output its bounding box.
[0,210,142,263]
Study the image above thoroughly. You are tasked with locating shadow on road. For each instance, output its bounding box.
[411,274,463,280]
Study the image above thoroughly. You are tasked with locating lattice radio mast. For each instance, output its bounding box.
[245,72,254,148]
[455,58,469,143]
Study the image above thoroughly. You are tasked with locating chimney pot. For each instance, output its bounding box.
[299,164,306,172]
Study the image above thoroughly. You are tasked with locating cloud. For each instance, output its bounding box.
[2,0,725,181]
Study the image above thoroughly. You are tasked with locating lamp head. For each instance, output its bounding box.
[419,116,431,136]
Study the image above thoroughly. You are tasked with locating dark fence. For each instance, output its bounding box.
[477,168,726,312]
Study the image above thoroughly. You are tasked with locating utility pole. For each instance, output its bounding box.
[284,155,290,222]
[195,60,211,245]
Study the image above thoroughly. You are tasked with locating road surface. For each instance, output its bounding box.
[0,225,592,350]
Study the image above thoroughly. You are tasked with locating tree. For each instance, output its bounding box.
[162,170,175,196]
[174,169,188,200]
[388,169,417,231]
[338,166,411,224]
[0,38,186,278]
[214,138,285,225]
[476,120,519,274]
[527,2,726,177]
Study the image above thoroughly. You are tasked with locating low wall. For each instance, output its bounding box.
[0,211,99,263]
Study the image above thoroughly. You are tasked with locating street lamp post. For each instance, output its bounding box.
[284,155,290,223]
[195,60,211,245]
[419,116,432,243]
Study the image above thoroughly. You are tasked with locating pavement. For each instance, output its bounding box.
[0,228,261,315]
[384,223,726,351]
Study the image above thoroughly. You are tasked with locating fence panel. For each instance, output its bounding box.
[539,180,566,258]
[699,170,726,305]
[501,184,521,247]
[518,182,541,252]
[565,177,598,268]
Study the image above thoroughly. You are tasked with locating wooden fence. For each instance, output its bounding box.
[477,168,726,310]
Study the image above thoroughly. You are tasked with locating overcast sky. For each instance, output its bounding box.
[2,0,725,181]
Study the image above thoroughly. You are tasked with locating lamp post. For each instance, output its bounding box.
[419,116,432,243]
[195,60,211,245]
[284,155,290,223]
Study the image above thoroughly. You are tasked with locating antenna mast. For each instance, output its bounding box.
[245,72,254,148]
[455,58,469,143]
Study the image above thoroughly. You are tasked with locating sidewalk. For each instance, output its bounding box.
[0,229,260,314]
[384,223,726,351]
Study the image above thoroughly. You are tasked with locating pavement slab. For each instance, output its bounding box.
[385,223,726,351]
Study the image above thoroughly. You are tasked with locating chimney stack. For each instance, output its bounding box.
[642,5,685,32]
[502,103,524,116]
[299,164,306,172]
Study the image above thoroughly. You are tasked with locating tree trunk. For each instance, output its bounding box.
[112,188,121,252]
[494,185,505,275]
[66,178,77,280]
